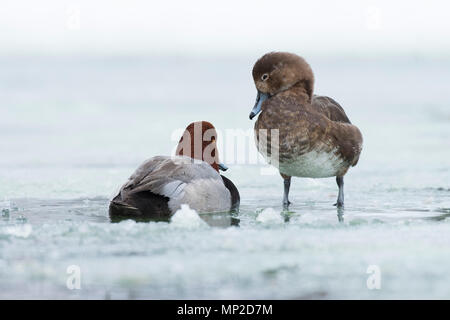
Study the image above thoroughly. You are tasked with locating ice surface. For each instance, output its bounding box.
[0,56,449,299]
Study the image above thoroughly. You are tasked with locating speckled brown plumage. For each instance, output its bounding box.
[252,52,363,178]
[250,52,363,207]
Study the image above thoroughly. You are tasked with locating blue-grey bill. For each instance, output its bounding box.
[218,163,228,171]
[249,91,269,120]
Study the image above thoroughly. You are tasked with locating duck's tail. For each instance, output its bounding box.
[109,200,142,217]
[109,192,172,222]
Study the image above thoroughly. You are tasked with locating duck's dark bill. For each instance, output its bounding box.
[218,163,228,171]
[249,91,269,120]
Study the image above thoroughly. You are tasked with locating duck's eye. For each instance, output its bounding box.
[261,73,269,81]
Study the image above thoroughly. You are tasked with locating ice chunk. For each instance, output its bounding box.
[170,205,207,229]
[4,224,33,238]
[256,208,284,224]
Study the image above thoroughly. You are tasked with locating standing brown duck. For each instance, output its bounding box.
[249,52,363,208]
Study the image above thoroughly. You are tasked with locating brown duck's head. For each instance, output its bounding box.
[175,121,227,173]
[249,52,315,120]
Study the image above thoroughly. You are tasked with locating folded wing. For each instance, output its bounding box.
[312,95,351,124]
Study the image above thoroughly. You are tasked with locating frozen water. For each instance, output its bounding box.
[0,55,449,299]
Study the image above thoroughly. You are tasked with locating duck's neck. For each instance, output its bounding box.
[176,146,220,173]
[282,83,311,104]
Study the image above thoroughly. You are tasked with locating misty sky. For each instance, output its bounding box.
[1,0,449,56]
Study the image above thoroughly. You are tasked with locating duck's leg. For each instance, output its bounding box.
[281,174,292,209]
[334,176,344,207]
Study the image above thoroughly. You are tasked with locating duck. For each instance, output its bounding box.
[109,121,240,219]
[249,52,363,208]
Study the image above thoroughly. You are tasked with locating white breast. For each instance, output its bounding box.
[278,148,345,178]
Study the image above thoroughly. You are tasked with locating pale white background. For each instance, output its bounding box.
[1,0,449,56]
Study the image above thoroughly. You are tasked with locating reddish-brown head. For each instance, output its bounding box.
[176,121,221,172]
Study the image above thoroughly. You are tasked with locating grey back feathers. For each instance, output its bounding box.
[116,156,232,214]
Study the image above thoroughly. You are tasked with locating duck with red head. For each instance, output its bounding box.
[109,121,240,219]
[175,121,224,172]
[249,52,363,208]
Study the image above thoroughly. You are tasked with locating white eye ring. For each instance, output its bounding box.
[261,73,269,81]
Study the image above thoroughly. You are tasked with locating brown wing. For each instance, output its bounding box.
[256,92,362,170]
[311,95,351,124]
[311,96,363,166]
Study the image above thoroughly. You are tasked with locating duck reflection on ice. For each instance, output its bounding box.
[110,212,240,227]
[199,212,240,227]
[337,207,345,223]
[282,206,345,223]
